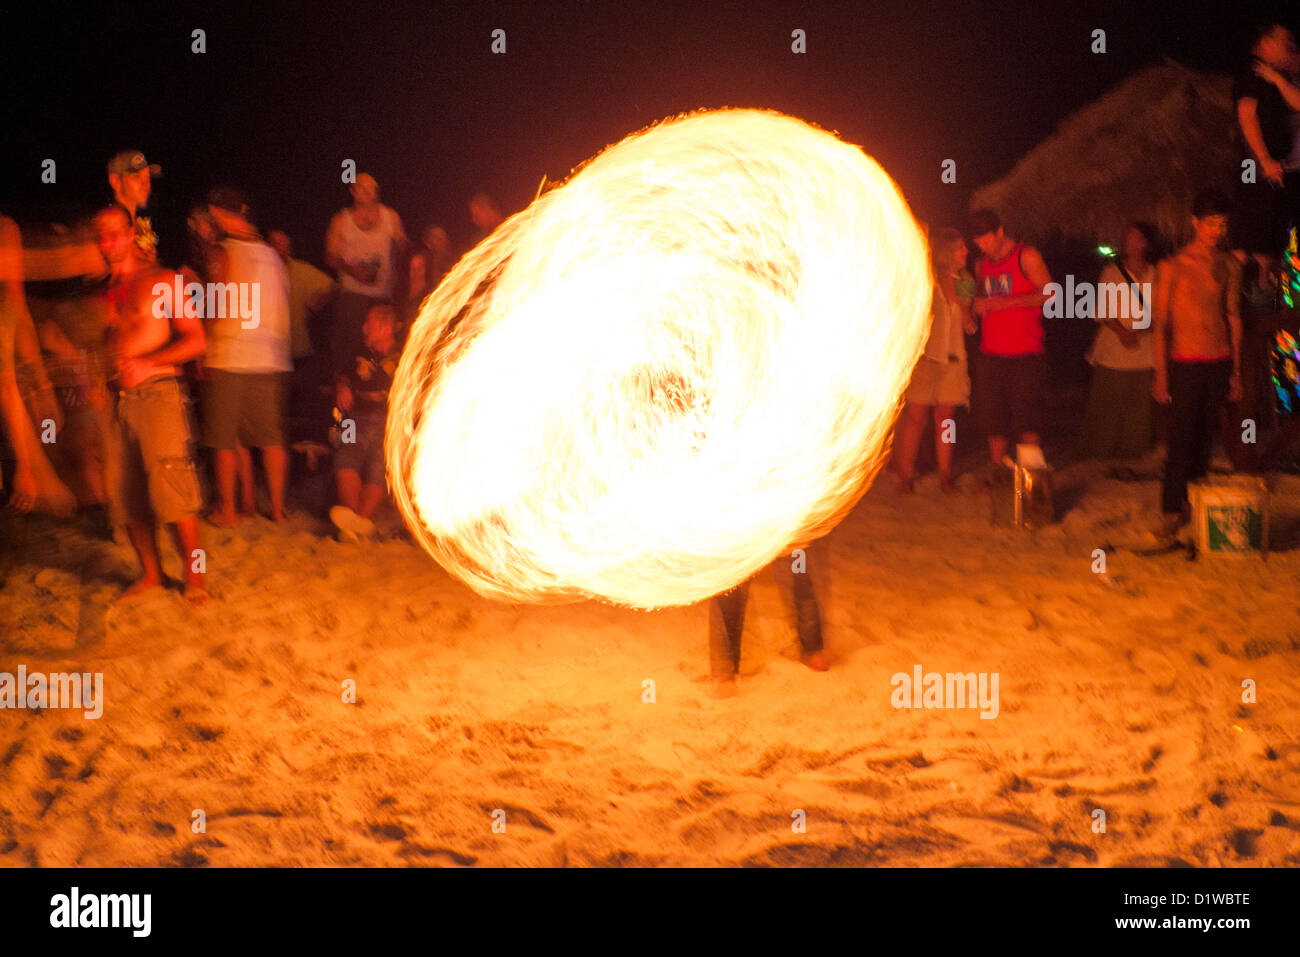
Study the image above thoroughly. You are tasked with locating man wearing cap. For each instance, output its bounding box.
[324,173,407,380]
[107,150,161,262]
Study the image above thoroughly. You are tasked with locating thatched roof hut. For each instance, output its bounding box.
[970,59,1237,248]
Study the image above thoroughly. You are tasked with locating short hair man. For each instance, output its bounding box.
[325,173,407,381]
[95,205,207,600]
[1151,189,1243,537]
[201,187,294,525]
[968,209,1054,469]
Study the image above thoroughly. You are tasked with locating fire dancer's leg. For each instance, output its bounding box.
[709,582,749,681]
[791,544,825,671]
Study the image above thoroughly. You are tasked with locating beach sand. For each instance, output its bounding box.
[2,461,1298,867]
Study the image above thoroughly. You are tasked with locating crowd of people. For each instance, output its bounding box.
[0,150,506,602]
[2,22,1298,662]
[890,20,1300,543]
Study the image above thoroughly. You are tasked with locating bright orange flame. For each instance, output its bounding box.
[387,109,931,608]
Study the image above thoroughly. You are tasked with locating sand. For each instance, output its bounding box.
[2,460,1299,867]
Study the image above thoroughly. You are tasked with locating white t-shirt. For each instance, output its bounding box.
[1090,262,1155,370]
[331,204,403,299]
[204,238,292,373]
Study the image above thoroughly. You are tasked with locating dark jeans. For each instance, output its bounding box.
[1162,359,1231,514]
[709,543,824,677]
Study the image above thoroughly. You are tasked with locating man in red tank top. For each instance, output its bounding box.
[969,209,1054,469]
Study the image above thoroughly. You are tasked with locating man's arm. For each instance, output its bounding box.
[1151,258,1174,403]
[122,276,206,377]
[1010,246,1053,311]
[1225,257,1244,401]
[1237,98,1285,185]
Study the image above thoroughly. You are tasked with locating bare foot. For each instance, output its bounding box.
[268,507,287,523]
[117,575,163,602]
[939,475,958,494]
[801,651,829,672]
[238,501,256,516]
[708,674,737,698]
[205,509,238,528]
[896,474,914,494]
[184,576,210,605]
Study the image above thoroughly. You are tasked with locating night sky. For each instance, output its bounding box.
[3,0,1292,267]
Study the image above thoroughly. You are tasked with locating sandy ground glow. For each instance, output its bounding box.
[2,462,1299,866]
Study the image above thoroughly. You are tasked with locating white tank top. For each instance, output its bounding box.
[336,205,399,298]
[204,239,293,373]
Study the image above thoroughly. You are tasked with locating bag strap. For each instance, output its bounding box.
[1114,261,1144,309]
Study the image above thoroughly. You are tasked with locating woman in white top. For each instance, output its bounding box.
[893,227,975,493]
[1084,222,1159,460]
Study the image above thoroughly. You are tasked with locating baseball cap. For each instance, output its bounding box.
[107,150,162,177]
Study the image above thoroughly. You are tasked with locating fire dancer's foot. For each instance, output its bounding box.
[1155,510,1188,539]
[896,474,914,494]
[117,574,163,602]
[238,499,256,516]
[801,651,829,672]
[939,474,958,494]
[205,508,238,528]
[268,506,287,523]
[708,674,737,698]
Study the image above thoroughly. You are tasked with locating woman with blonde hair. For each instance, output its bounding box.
[892,226,976,493]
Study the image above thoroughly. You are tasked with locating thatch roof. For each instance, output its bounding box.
[970,59,1236,247]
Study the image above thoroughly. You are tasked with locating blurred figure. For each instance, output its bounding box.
[1152,190,1242,537]
[404,224,452,318]
[267,229,334,363]
[106,150,161,262]
[1,214,74,514]
[1232,22,1300,274]
[893,227,975,493]
[182,204,256,515]
[969,209,1054,470]
[468,192,503,241]
[95,206,207,600]
[325,173,407,382]
[202,187,293,524]
[268,229,335,444]
[708,542,828,699]
[1084,222,1159,460]
[329,302,400,542]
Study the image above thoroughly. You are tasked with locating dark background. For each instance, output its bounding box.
[2,0,1291,267]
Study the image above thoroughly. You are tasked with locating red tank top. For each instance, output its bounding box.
[976,242,1043,356]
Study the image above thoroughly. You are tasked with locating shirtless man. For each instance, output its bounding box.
[1151,189,1243,536]
[95,205,208,601]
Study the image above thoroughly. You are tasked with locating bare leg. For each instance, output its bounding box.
[170,516,208,603]
[236,443,255,514]
[336,469,362,512]
[934,404,956,491]
[893,403,928,492]
[261,445,287,521]
[119,521,163,598]
[207,449,239,526]
[357,483,385,519]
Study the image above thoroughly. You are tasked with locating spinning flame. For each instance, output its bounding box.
[387,109,931,609]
